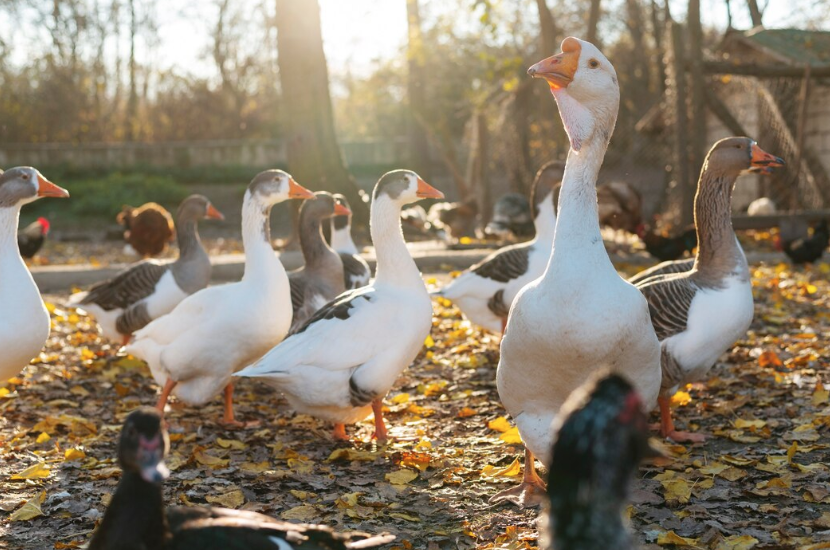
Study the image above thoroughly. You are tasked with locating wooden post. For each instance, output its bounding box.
[792,64,812,209]
[687,0,706,186]
[668,22,693,227]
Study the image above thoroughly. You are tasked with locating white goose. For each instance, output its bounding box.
[235,170,444,442]
[494,38,661,507]
[125,170,314,427]
[636,137,783,442]
[71,195,224,345]
[331,193,371,290]
[0,167,69,382]
[431,161,563,333]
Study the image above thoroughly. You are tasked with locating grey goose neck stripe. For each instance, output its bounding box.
[692,171,747,287]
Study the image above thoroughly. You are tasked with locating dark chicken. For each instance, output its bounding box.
[636,223,698,262]
[776,219,829,265]
[89,408,394,550]
[118,202,176,258]
[542,374,658,550]
[17,217,50,259]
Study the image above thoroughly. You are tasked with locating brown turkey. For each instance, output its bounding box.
[117,202,176,258]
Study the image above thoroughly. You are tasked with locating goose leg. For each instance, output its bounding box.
[371,399,388,443]
[333,423,349,441]
[156,379,177,413]
[658,394,705,443]
[219,383,260,429]
[489,448,547,508]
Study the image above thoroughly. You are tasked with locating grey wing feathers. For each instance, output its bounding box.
[115,302,154,335]
[638,275,698,341]
[289,275,306,315]
[629,258,695,286]
[340,253,371,289]
[472,245,531,283]
[79,261,169,310]
[292,286,375,336]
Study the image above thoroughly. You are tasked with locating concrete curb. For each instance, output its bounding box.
[31,248,801,293]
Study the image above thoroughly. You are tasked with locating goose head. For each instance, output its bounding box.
[703,137,785,176]
[301,191,351,223]
[247,169,314,207]
[177,194,224,222]
[0,167,69,208]
[372,170,444,207]
[118,407,170,484]
[528,37,619,152]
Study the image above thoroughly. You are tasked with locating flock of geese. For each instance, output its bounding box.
[0,37,785,549]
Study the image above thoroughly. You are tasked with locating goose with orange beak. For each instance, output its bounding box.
[494,38,662,507]
[236,170,444,443]
[0,167,69,382]
[126,170,315,428]
[71,194,225,346]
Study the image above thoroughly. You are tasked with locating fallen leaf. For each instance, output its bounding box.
[499,427,523,445]
[327,448,380,462]
[205,489,245,509]
[215,438,246,450]
[10,491,46,521]
[281,505,318,522]
[194,450,230,468]
[657,530,698,547]
[64,448,86,461]
[389,512,421,522]
[487,416,512,433]
[11,462,51,480]
[812,380,828,406]
[715,535,759,550]
[661,478,692,503]
[481,457,522,478]
[386,469,419,486]
[391,392,410,404]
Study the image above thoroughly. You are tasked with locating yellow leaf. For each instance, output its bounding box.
[786,441,798,462]
[722,455,756,467]
[215,438,247,450]
[281,505,318,522]
[457,407,476,418]
[113,356,146,369]
[391,393,410,404]
[718,467,747,481]
[424,335,435,348]
[35,432,50,444]
[459,237,472,245]
[656,530,698,547]
[389,512,421,522]
[398,451,431,472]
[698,462,728,475]
[385,469,419,485]
[758,350,783,368]
[290,490,312,501]
[734,418,766,430]
[670,391,692,407]
[69,385,90,397]
[715,535,759,550]
[10,491,46,521]
[488,416,512,433]
[0,387,9,397]
[812,381,829,406]
[416,438,432,449]
[64,448,86,461]
[499,427,523,445]
[661,478,692,503]
[194,450,230,468]
[481,457,522,478]
[205,489,245,509]
[11,462,51,480]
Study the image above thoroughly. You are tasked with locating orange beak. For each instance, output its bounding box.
[416,178,444,200]
[334,203,351,217]
[528,37,581,90]
[750,144,785,173]
[206,203,224,220]
[288,178,315,200]
[37,175,69,198]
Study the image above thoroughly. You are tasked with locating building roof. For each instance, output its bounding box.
[737,28,830,67]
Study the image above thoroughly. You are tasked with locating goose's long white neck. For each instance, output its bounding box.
[331,222,358,255]
[371,196,422,288]
[543,137,613,282]
[532,195,557,244]
[0,207,23,261]
[240,192,282,282]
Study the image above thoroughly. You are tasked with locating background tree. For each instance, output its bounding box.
[275,0,367,226]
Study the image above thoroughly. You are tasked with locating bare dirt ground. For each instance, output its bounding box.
[0,260,828,550]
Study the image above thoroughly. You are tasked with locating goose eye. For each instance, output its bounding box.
[21,174,29,180]
[588,59,600,69]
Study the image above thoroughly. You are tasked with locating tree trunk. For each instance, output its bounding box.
[534,0,559,54]
[746,0,763,27]
[406,0,431,181]
[649,0,667,91]
[127,0,138,141]
[687,0,706,179]
[275,0,367,227]
[586,0,602,47]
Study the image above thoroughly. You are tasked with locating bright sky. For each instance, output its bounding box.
[2,0,823,86]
